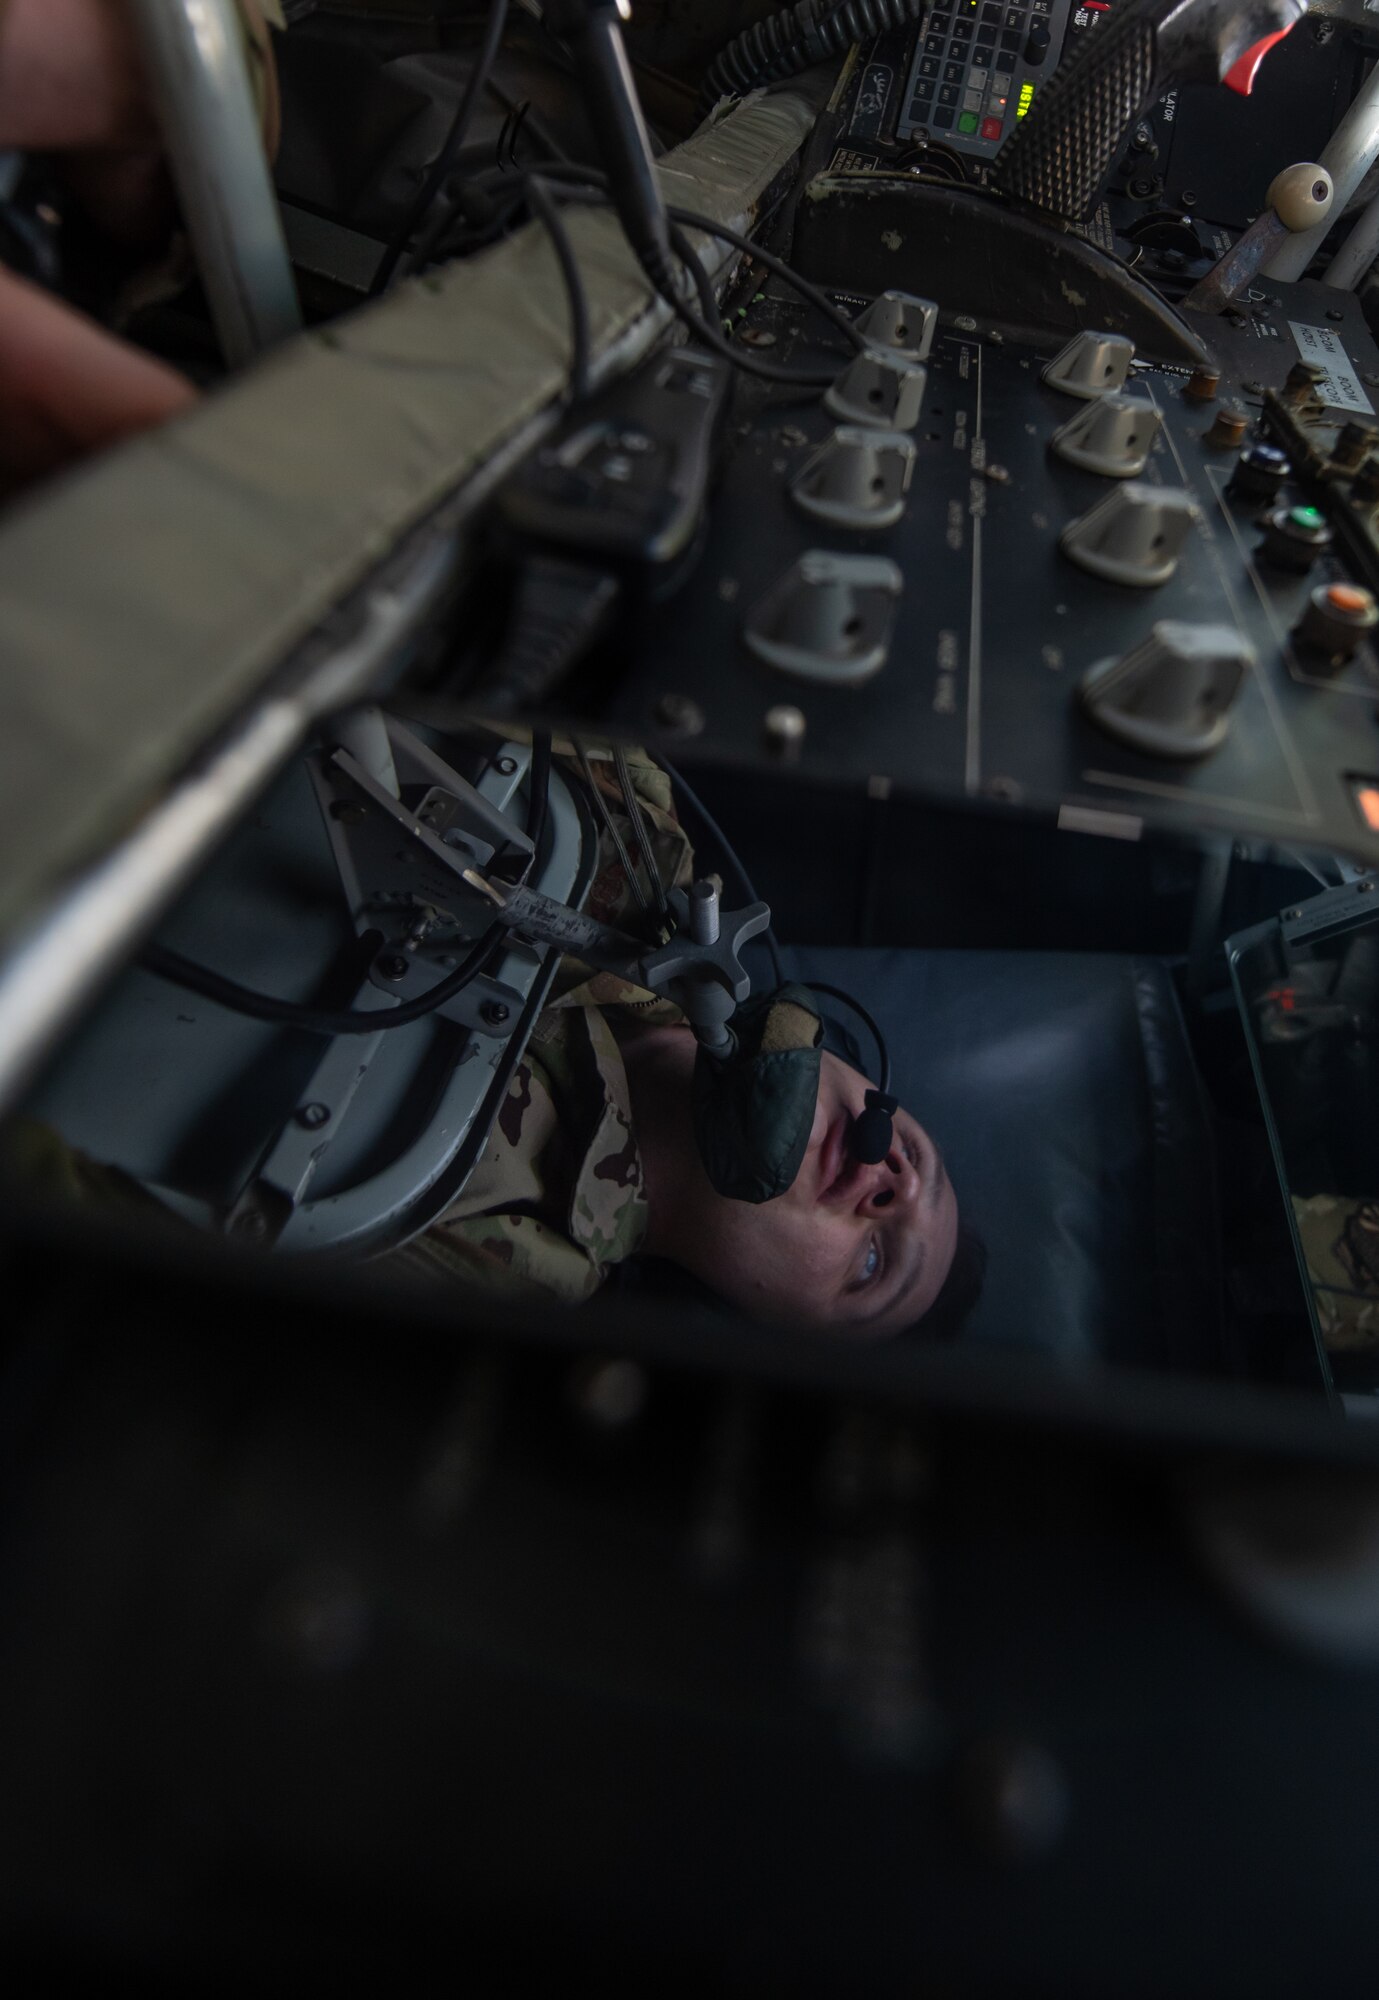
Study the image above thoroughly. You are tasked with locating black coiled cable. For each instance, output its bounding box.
[698,0,925,113]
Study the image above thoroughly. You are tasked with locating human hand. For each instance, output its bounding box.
[0,0,159,155]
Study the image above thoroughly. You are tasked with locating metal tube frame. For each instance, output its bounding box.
[126,0,302,364]
[1264,59,1379,283]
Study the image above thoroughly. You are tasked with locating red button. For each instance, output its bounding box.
[981,115,1004,139]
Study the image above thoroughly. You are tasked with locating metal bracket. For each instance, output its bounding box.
[309,723,539,1015]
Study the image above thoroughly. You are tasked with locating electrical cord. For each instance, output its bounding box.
[421,162,867,388]
[372,0,511,295]
[802,982,891,1097]
[142,731,554,1037]
[512,160,868,355]
[656,759,895,1161]
[570,735,655,921]
[804,981,897,1163]
[699,0,925,113]
[613,739,669,928]
[660,229,839,388]
[524,172,592,403]
[661,202,868,355]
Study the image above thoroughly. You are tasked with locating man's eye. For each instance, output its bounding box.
[859,1238,882,1287]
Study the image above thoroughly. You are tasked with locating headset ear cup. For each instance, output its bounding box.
[850,1090,897,1165]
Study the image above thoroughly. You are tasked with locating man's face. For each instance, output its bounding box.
[680,1051,960,1337]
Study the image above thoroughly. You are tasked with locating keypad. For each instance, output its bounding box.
[903,0,1061,154]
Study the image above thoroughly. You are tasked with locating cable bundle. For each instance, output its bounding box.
[699,0,926,113]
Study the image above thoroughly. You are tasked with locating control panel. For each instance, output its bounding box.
[577,281,1379,868]
[896,0,1073,157]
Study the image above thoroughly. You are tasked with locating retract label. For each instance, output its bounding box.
[1289,321,1375,416]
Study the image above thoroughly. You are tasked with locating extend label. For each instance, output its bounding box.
[1289,322,1375,415]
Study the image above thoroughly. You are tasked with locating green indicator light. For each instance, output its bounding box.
[1017,80,1036,117]
[1290,505,1325,531]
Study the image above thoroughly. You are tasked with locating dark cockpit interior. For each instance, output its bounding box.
[6,1,1379,1987]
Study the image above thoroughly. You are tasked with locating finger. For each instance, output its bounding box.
[0,267,197,485]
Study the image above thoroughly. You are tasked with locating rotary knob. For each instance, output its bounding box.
[1050,393,1162,477]
[1024,19,1052,63]
[1080,621,1255,760]
[1043,330,1135,401]
[1060,482,1199,586]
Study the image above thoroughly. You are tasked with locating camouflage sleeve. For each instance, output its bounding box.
[2,1116,169,1219]
[411,1004,649,1305]
[397,1209,606,1306]
[1293,1194,1379,1351]
[547,738,695,1021]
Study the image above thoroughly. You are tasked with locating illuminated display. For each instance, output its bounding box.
[1355,783,1379,834]
[1017,80,1036,117]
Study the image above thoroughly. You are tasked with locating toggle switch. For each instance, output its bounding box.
[792,426,916,529]
[854,290,939,362]
[1060,482,1199,586]
[743,551,903,685]
[1080,621,1255,760]
[1259,501,1333,571]
[825,350,928,430]
[1043,330,1135,401]
[1050,393,1163,477]
[1293,581,1378,663]
[1229,441,1290,503]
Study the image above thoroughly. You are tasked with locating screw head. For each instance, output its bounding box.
[1327,308,1345,323]
[481,1000,511,1026]
[1284,907,1303,920]
[958,1738,1069,1861]
[763,704,807,756]
[232,1209,268,1240]
[653,692,705,736]
[379,954,410,980]
[568,1356,649,1431]
[296,1102,331,1130]
[262,1564,370,1674]
[495,756,518,776]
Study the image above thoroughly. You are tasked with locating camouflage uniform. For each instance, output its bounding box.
[7,743,696,1304]
[1292,1194,1379,1351]
[396,742,695,1305]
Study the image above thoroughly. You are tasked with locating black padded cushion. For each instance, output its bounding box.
[785,948,1223,1373]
